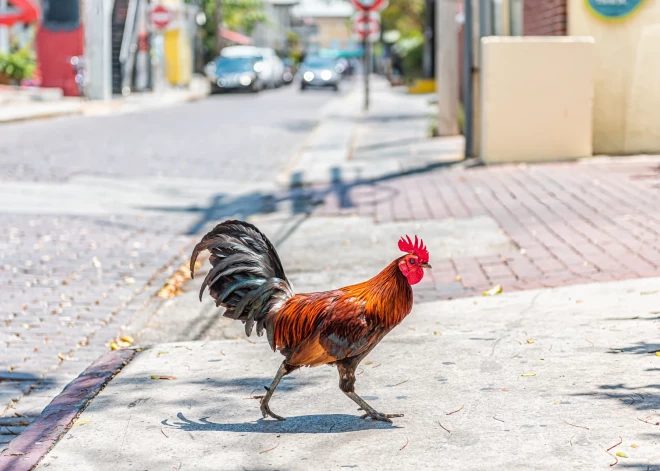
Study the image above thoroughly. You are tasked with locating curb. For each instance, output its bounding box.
[0,349,137,471]
[0,108,83,125]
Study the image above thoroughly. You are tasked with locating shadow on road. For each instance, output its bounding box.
[163,411,398,434]
[137,158,466,237]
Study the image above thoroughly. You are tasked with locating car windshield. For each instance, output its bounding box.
[303,57,336,69]
[215,57,255,73]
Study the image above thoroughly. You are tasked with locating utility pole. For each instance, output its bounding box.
[0,0,9,54]
[215,0,223,55]
[363,34,369,111]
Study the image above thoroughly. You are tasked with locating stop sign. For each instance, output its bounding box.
[149,5,172,30]
[350,0,388,11]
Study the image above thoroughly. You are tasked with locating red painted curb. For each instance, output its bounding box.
[0,349,137,471]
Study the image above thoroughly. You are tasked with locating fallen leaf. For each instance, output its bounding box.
[521,373,536,377]
[364,361,373,365]
[641,289,660,295]
[433,331,439,335]
[631,444,639,449]
[455,275,462,281]
[158,351,169,357]
[151,375,177,380]
[526,339,534,344]
[109,342,120,351]
[483,285,503,296]
[57,353,66,361]
[656,352,660,357]
[75,419,92,425]
[9,452,25,456]
[616,452,628,458]
[120,336,134,344]
[123,276,136,285]
[92,256,102,268]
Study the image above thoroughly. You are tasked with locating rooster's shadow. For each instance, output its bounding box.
[163,411,400,434]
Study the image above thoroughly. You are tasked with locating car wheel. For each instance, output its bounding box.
[300,84,307,91]
[332,84,339,92]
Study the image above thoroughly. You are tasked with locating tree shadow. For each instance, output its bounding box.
[572,382,660,412]
[136,159,465,236]
[162,411,399,435]
[605,341,660,355]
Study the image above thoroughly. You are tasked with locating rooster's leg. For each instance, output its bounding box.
[260,361,296,421]
[338,363,403,423]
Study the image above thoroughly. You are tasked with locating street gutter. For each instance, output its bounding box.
[0,349,138,471]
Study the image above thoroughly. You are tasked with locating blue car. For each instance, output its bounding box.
[205,56,264,93]
[299,56,340,92]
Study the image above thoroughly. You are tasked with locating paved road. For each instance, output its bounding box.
[0,84,345,450]
[0,85,341,183]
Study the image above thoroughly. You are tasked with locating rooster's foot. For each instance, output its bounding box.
[261,402,285,421]
[359,412,403,423]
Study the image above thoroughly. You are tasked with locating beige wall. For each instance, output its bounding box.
[480,37,594,164]
[568,0,660,154]
[312,17,351,48]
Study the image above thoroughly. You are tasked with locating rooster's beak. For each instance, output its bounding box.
[421,262,432,269]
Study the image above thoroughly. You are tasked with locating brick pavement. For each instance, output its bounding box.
[313,158,660,299]
[0,213,193,451]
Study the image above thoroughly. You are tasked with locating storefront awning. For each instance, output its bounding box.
[0,0,38,26]
[220,29,253,46]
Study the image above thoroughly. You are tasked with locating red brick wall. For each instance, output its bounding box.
[523,0,567,36]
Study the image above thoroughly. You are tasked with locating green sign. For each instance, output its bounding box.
[586,0,646,20]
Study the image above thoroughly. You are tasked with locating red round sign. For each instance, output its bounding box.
[350,0,388,11]
[149,5,172,29]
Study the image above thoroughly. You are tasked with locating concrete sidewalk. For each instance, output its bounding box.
[0,76,210,124]
[2,277,658,470]
[279,75,464,187]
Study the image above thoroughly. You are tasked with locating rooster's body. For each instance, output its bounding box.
[191,220,430,422]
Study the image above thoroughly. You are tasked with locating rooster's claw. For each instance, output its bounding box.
[261,402,285,421]
[359,412,403,423]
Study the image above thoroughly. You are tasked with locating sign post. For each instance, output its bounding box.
[351,0,386,111]
[148,4,173,93]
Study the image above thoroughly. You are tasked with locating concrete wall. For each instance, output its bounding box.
[312,17,351,48]
[479,37,594,164]
[568,0,660,154]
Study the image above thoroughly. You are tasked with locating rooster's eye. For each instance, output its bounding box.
[409,259,416,265]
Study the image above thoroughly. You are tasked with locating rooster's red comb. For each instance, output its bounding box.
[398,235,429,263]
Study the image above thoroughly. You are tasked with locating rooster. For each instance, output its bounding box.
[190,220,431,423]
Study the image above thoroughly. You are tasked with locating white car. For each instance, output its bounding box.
[220,46,283,89]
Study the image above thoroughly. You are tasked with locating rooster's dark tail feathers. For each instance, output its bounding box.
[190,220,293,337]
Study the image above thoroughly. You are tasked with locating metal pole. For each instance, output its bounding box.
[363,33,369,111]
[0,0,9,54]
[463,0,473,157]
[479,0,492,40]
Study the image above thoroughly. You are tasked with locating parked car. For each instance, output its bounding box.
[299,56,340,91]
[220,46,282,89]
[259,48,284,88]
[204,56,263,93]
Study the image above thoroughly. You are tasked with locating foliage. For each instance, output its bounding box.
[224,0,268,35]
[187,0,267,58]
[381,0,426,78]
[381,0,425,38]
[0,48,36,82]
